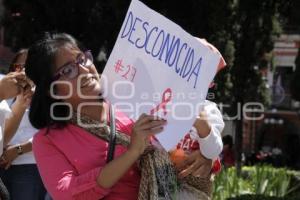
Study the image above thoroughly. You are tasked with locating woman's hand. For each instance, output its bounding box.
[128,114,167,156]
[0,72,26,100]
[177,150,212,179]
[3,85,33,145]
[0,145,19,170]
[15,85,33,109]
[193,111,211,138]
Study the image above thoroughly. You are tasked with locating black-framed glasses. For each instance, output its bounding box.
[52,50,93,81]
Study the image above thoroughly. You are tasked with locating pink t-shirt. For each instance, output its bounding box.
[33,111,140,200]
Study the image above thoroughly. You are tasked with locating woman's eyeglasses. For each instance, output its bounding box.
[52,50,94,81]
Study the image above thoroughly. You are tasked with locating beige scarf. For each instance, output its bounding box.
[70,112,212,200]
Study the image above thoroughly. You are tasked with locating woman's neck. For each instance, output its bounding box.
[78,101,107,123]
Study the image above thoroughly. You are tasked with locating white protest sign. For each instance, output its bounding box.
[102,0,225,150]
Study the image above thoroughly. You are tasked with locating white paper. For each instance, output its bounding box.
[102,0,223,150]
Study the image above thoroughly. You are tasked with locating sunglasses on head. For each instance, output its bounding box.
[52,50,94,81]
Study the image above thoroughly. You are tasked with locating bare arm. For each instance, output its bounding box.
[3,88,32,145]
[0,140,32,169]
[4,100,26,144]
[97,149,140,188]
[18,140,33,154]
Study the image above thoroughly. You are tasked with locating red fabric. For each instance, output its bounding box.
[176,132,221,174]
[222,148,235,167]
[33,110,140,200]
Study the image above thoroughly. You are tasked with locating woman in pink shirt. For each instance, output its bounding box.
[25,33,215,200]
[24,32,168,200]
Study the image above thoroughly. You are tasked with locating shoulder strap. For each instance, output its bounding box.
[106,104,116,163]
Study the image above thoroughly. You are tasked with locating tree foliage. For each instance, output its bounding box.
[1,0,133,72]
[1,0,292,169]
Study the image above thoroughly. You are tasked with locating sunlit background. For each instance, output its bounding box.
[0,0,299,199]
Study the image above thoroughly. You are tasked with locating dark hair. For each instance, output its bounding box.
[222,135,233,149]
[9,49,28,72]
[25,32,81,129]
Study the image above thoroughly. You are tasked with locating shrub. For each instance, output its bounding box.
[213,165,300,200]
[226,194,300,200]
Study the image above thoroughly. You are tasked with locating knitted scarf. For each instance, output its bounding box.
[70,112,211,200]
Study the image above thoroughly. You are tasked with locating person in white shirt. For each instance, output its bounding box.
[175,100,224,178]
[0,99,11,200]
[170,100,224,200]
[0,72,26,155]
[0,100,11,157]
[0,50,46,200]
[0,72,27,200]
[173,37,226,179]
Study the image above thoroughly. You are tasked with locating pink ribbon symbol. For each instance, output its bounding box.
[150,88,172,116]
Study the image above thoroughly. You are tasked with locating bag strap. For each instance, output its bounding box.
[106,104,116,163]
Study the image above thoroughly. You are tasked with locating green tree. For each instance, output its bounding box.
[230,0,286,171]
[158,0,287,171]
[1,0,130,71]
[1,0,291,172]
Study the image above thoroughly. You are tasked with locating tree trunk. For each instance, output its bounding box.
[235,101,244,176]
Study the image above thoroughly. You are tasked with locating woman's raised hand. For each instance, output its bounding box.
[15,84,33,109]
[128,114,167,156]
[0,72,26,100]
